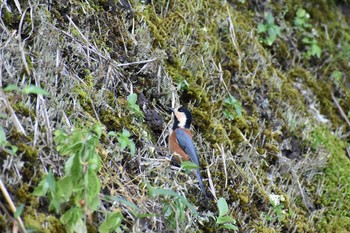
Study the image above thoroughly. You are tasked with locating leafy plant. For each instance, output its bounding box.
[4,84,48,95]
[216,197,238,231]
[302,37,321,59]
[147,185,198,230]
[0,126,18,155]
[293,8,321,59]
[177,79,189,91]
[265,194,285,222]
[127,93,144,118]
[99,210,123,233]
[223,95,242,121]
[33,124,103,233]
[257,12,281,46]
[108,129,136,155]
[294,8,311,29]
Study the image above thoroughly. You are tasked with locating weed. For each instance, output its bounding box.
[0,126,18,155]
[216,197,238,231]
[258,12,281,46]
[33,124,103,232]
[4,84,48,96]
[108,129,136,155]
[293,8,321,59]
[223,95,242,121]
[127,93,144,118]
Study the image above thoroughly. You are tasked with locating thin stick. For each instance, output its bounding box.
[331,93,350,128]
[0,178,27,233]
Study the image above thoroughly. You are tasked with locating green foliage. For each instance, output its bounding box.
[177,80,189,91]
[265,194,285,222]
[4,84,48,95]
[0,126,18,155]
[127,93,144,118]
[216,197,238,231]
[331,70,343,86]
[147,185,198,230]
[99,211,123,233]
[257,12,281,46]
[108,129,136,155]
[302,37,321,59]
[181,161,199,174]
[223,95,242,121]
[33,125,102,232]
[293,8,321,59]
[294,8,311,29]
[14,204,25,218]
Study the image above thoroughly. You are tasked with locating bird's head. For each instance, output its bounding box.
[171,106,192,130]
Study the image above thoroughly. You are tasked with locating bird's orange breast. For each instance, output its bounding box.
[169,128,192,163]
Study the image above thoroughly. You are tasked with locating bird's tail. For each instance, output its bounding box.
[195,169,208,198]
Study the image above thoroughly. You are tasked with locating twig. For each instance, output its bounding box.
[0,89,26,135]
[331,93,350,128]
[0,178,27,233]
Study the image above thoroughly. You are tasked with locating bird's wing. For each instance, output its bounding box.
[175,129,200,166]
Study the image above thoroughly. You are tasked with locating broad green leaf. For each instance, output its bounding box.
[33,170,56,196]
[14,204,25,218]
[91,124,102,138]
[108,131,118,137]
[218,197,229,217]
[266,13,274,24]
[60,207,84,225]
[127,93,137,105]
[87,170,100,210]
[257,23,267,33]
[128,141,136,155]
[0,126,6,144]
[23,85,48,95]
[99,211,123,233]
[221,223,238,230]
[3,84,20,92]
[181,161,199,170]
[217,215,235,224]
[122,129,130,137]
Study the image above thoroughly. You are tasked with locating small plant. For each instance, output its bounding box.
[216,197,238,231]
[294,8,311,29]
[293,8,321,59]
[147,185,198,230]
[302,37,321,59]
[177,79,189,91]
[266,194,285,222]
[4,84,48,95]
[108,129,136,155]
[98,210,123,233]
[0,126,18,155]
[33,124,103,232]
[127,93,144,118]
[223,95,242,121]
[257,12,281,46]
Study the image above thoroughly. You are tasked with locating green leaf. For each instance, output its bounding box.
[266,13,274,25]
[128,141,136,155]
[33,170,56,196]
[122,129,130,137]
[181,161,199,170]
[99,211,123,233]
[127,93,137,105]
[14,204,25,218]
[217,215,235,224]
[108,131,118,137]
[3,84,20,92]
[257,23,267,33]
[23,85,48,95]
[60,207,84,226]
[218,197,229,217]
[0,126,6,144]
[87,170,101,210]
[221,223,238,230]
[91,124,102,138]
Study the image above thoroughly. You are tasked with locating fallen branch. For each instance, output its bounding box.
[0,178,27,233]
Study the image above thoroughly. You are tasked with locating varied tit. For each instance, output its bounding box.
[169,106,208,198]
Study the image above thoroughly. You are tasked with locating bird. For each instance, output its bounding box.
[168,106,208,198]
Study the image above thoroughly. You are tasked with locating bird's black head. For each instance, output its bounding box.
[172,106,192,130]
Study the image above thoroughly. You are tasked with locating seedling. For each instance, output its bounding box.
[223,95,242,121]
[216,197,238,231]
[257,12,281,46]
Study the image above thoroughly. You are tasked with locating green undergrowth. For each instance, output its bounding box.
[1,0,350,232]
